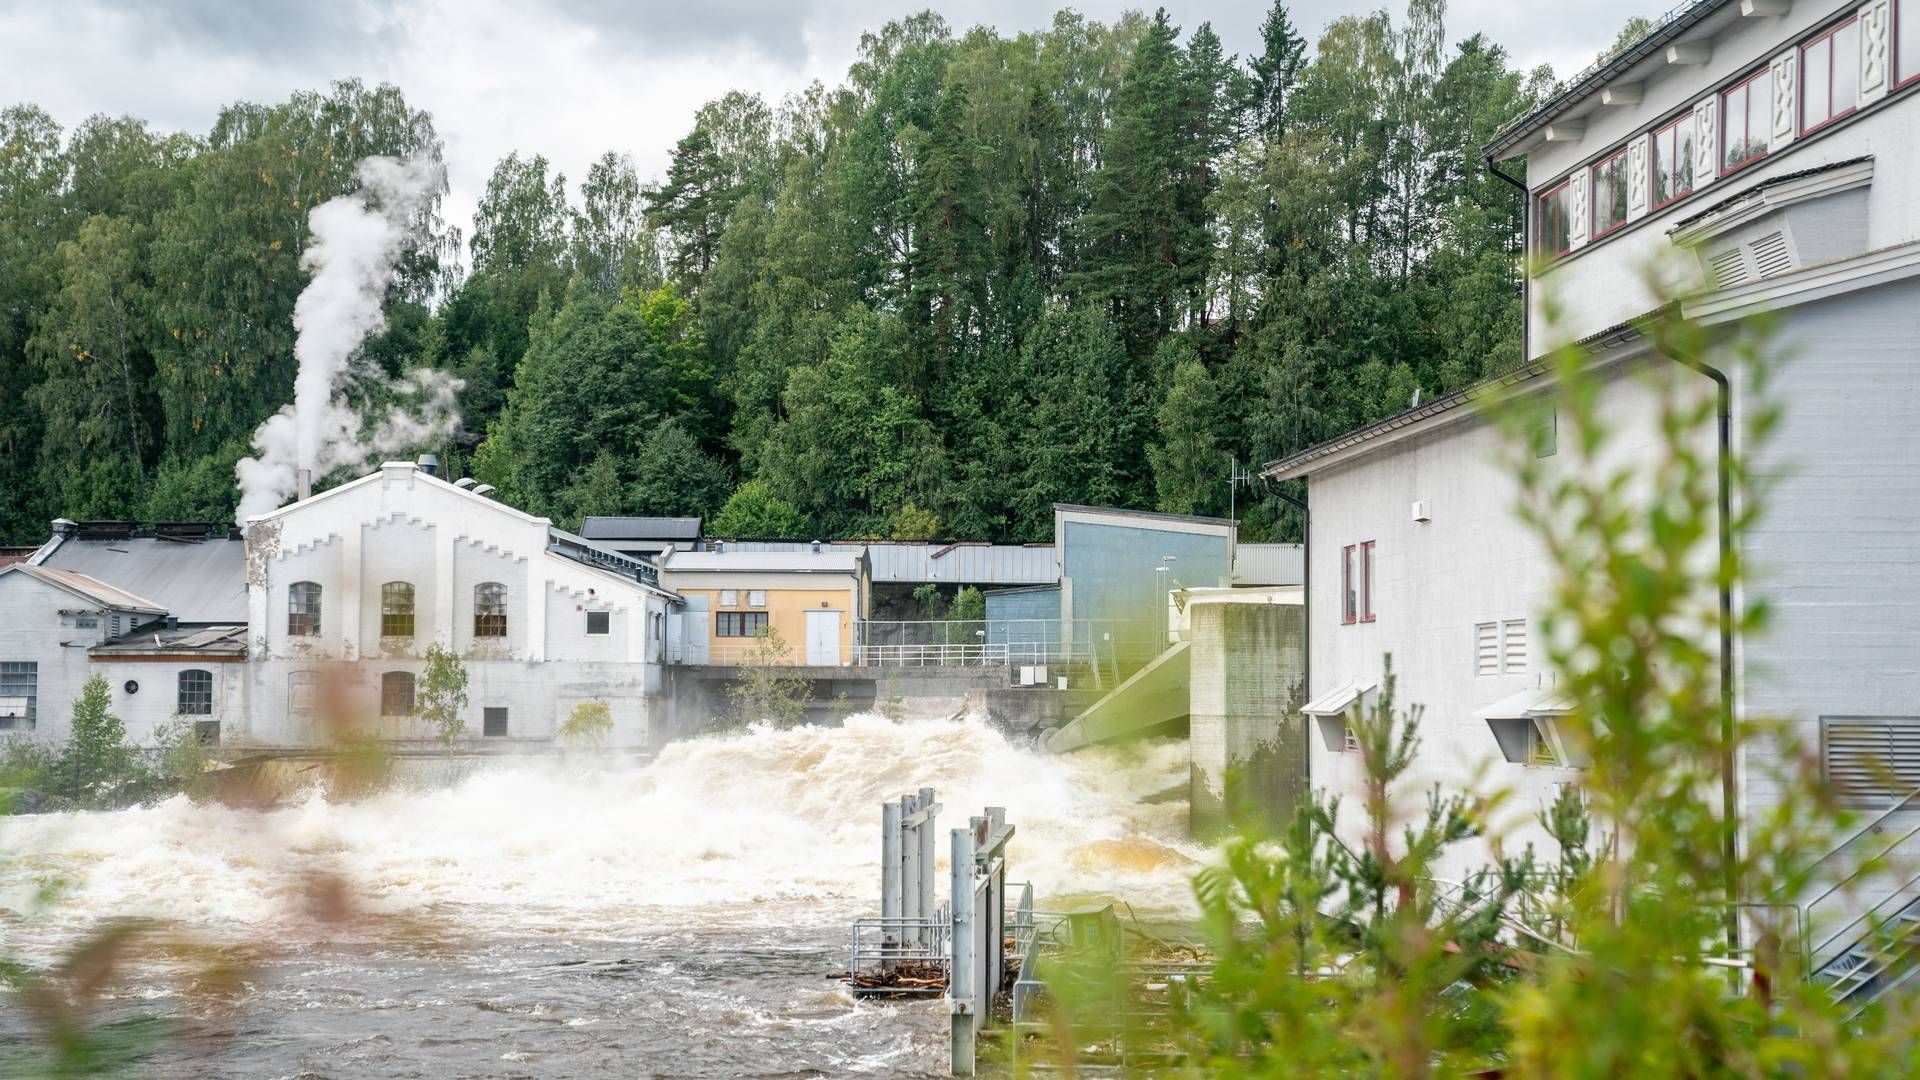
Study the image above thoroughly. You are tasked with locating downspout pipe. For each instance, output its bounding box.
[1484,152,1530,360]
[1663,340,1740,947]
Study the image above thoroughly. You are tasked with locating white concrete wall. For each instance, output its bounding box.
[1524,0,1920,353]
[0,573,105,745]
[1737,278,1920,818]
[1305,357,1715,877]
[93,661,248,747]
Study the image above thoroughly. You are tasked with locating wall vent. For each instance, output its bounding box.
[1750,230,1794,278]
[1706,247,1750,289]
[1474,622,1500,676]
[1823,716,1920,806]
[1501,619,1528,675]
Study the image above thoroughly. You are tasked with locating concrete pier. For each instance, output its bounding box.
[1187,599,1307,839]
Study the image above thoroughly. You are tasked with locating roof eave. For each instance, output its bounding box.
[1484,0,1734,163]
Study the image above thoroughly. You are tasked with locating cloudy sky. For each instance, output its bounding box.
[0,0,1657,238]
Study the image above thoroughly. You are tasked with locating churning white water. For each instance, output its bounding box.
[0,716,1201,1076]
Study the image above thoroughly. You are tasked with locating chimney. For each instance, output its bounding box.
[51,518,77,538]
[417,453,440,478]
[296,469,312,500]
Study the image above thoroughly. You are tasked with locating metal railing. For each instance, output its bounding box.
[848,914,953,996]
[1785,786,1920,963]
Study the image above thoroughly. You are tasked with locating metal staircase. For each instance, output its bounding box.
[1799,789,1920,1019]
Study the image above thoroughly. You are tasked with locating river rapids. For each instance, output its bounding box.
[0,715,1202,1076]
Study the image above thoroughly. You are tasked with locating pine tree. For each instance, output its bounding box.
[1245,1,1308,141]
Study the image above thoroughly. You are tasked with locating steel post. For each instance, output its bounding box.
[901,794,921,938]
[917,786,938,948]
[950,826,977,1076]
[881,800,902,965]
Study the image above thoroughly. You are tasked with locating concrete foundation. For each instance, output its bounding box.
[1188,601,1307,839]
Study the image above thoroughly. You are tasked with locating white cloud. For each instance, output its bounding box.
[0,0,1656,241]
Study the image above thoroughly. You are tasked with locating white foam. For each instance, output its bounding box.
[0,716,1201,946]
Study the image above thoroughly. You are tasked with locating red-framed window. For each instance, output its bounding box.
[1590,148,1630,238]
[1341,545,1357,625]
[1360,541,1377,623]
[1720,67,1772,175]
[1802,18,1861,135]
[1900,0,1920,90]
[1536,180,1572,258]
[1650,113,1697,209]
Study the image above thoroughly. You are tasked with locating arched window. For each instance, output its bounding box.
[474,582,508,638]
[288,581,322,636]
[381,582,415,637]
[380,671,416,716]
[177,669,213,715]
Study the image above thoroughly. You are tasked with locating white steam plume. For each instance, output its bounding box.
[236,155,462,522]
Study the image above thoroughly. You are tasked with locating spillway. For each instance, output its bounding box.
[0,715,1200,1075]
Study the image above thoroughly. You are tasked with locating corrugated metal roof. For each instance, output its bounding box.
[1,564,169,614]
[1054,504,1234,528]
[581,516,702,541]
[37,536,246,622]
[660,550,864,574]
[90,623,248,657]
[709,540,1058,585]
[1231,544,1305,586]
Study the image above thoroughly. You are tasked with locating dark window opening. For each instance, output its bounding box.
[289,581,322,637]
[381,671,416,716]
[483,707,508,737]
[177,669,213,715]
[717,611,771,637]
[474,582,508,638]
[586,610,611,636]
[0,661,35,730]
[1536,181,1572,257]
[382,582,416,638]
[1361,541,1377,623]
[1341,546,1357,625]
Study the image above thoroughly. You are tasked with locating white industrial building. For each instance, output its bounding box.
[1268,0,1920,880]
[2,460,678,751]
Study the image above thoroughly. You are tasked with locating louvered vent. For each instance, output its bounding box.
[1501,620,1528,675]
[1707,248,1749,289]
[1474,622,1500,676]
[1750,230,1794,278]
[1823,717,1920,806]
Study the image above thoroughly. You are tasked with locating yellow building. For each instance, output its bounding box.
[656,548,871,666]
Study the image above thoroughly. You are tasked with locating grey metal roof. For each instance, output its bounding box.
[545,528,670,593]
[1485,0,1733,162]
[1054,504,1234,528]
[581,516,702,541]
[708,540,1058,585]
[0,564,169,614]
[35,536,247,622]
[659,550,865,574]
[90,623,247,658]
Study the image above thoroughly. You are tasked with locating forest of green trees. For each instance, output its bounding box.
[0,1,1555,546]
